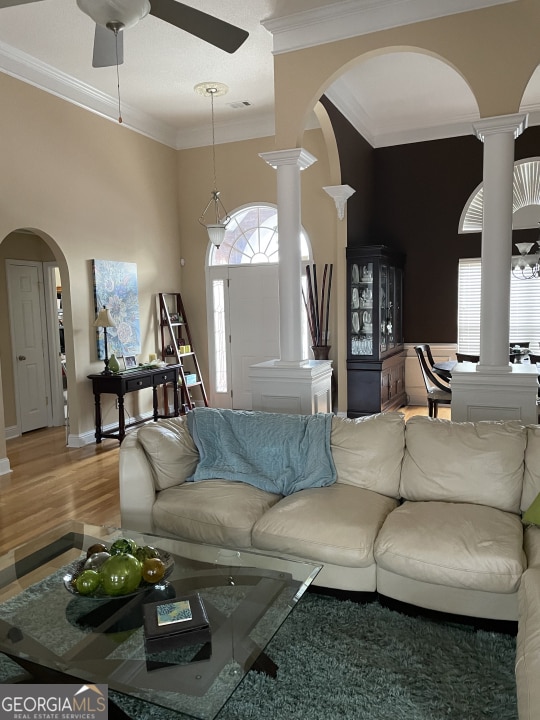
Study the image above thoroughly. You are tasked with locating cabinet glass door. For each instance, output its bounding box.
[350,262,373,356]
[379,263,388,354]
[387,267,395,349]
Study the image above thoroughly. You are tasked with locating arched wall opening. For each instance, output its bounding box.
[0,228,74,460]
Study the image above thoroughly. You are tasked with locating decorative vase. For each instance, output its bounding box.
[312,345,331,360]
[108,353,120,373]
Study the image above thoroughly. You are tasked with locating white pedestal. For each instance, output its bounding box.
[249,359,333,415]
[450,363,539,423]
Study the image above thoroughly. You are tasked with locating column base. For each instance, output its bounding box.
[249,359,333,415]
[450,363,538,423]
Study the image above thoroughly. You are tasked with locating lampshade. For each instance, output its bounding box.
[76,0,150,30]
[93,307,116,328]
[206,224,227,248]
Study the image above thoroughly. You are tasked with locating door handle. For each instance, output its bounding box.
[18,355,26,361]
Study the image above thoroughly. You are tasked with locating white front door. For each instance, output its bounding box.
[7,261,49,432]
[229,265,280,410]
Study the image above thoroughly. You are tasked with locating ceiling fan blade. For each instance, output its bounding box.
[0,0,43,7]
[92,23,124,68]
[149,0,248,54]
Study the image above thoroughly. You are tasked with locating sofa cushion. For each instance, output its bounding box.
[152,480,281,548]
[516,569,540,720]
[252,484,398,568]
[137,417,199,491]
[522,425,540,512]
[374,501,525,593]
[331,413,405,499]
[400,417,526,513]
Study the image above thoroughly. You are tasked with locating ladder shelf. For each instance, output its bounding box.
[158,292,209,413]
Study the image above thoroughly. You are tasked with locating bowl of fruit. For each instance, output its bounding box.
[63,538,174,599]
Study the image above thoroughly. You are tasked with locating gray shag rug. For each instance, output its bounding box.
[107,592,517,720]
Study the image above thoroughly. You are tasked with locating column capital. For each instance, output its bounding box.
[259,148,317,171]
[473,113,528,142]
[323,184,356,220]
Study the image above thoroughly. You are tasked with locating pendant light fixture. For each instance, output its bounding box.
[512,223,540,279]
[195,82,231,248]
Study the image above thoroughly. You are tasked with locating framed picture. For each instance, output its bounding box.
[124,355,138,369]
[92,259,141,360]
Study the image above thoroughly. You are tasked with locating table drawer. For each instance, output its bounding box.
[126,375,153,392]
[153,370,177,386]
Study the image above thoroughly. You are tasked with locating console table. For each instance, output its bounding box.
[88,365,180,443]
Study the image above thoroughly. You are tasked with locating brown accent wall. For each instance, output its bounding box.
[324,95,540,345]
[372,135,483,343]
[320,95,374,242]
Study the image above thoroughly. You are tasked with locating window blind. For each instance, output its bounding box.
[458,258,540,354]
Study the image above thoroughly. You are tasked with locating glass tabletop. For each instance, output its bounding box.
[0,521,321,720]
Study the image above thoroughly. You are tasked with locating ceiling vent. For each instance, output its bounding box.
[227,101,252,109]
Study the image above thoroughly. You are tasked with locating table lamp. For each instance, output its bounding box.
[93,306,116,375]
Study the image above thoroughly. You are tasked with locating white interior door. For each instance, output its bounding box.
[7,261,49,433]
[229,265,280,410]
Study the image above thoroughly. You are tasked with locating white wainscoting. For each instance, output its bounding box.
[404,343,457,406]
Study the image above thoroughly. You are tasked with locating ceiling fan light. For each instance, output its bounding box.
[77,0,150,30]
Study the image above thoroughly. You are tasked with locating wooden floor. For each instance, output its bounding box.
[0,427,121,555]
[0,404,449,556]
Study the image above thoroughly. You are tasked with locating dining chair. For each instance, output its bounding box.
[527,354,540,413]
[456,352,479,363]
[414,344,452,418]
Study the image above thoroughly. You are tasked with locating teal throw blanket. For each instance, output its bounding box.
[186,407,336,496]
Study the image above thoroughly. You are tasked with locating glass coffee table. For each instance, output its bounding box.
[0,521,321,719]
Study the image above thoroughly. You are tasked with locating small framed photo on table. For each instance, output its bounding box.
[124,355,138,369]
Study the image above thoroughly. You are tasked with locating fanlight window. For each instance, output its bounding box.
[459,158,540,233]
[209,204,309,265]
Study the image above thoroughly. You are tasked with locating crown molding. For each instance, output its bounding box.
[262,0,517,54]
[0,40,179,148]
[175,112,276,150]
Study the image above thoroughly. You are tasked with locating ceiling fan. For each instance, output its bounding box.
[0,0,249,67]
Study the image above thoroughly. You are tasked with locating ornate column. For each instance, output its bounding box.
[249,148,333,415]
[259,148,316,363]
[474,114,527,370]
[451,113,538,423]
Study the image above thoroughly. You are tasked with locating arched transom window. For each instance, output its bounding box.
[209,204,309,265]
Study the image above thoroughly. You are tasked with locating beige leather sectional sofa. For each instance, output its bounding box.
[119,411,540,720]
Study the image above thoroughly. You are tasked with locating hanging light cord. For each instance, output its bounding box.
[210,88,217,191]
[114,28,123,124]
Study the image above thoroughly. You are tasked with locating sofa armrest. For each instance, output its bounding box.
[524,525,540,569]
[119,429,157,533]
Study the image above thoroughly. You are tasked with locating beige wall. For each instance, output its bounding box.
[0,72,181,447]
[176,127,339,403]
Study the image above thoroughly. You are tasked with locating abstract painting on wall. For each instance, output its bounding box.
[92,259,141,360]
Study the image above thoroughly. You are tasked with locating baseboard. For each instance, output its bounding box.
[67,412,154,447]
[0,457,12,475]
[5,425,19,440]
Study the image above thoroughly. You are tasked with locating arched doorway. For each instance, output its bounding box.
[1,229,70,441]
